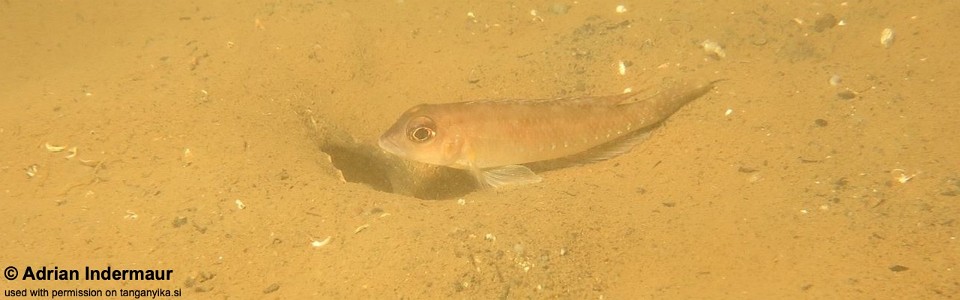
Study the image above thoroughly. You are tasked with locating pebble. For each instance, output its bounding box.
[813,14,837,32]
[889,265,909,272]
[172,216,188,228]
[837,89,857,100]
[263,283,280,294]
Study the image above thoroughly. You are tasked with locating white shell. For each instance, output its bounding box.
[311,236,331,248]
[44,142,66,152]
[881,28,895,48]
[701,40,726,58]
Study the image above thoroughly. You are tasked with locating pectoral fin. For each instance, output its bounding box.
[476,165,542,188]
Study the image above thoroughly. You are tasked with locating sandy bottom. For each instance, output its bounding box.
[2,1,958,298]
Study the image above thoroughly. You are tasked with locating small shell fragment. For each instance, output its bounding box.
[617,60,627,75]
[181,148,193,166]
[64,147,77,159]
[354,224,370,234]
[615,5,627,13]
[235,199,246,210]
[880,28,895,48]
[892,169,917,184]
[45,143,67,152]
[25,165,38,178]
[829,74,842,86]
[701,40,726,58]
[311,236,331,248]
[897,174,914,184]
[79,159,101,167]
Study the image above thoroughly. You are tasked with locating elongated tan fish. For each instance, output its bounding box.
[378,80,717,188]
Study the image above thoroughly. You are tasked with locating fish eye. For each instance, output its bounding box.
[409,127,434,142]
[406,116,436,143]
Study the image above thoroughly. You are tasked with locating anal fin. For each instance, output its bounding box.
[580,132,651,163]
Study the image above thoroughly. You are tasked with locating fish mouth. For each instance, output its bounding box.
[377,135,405,157]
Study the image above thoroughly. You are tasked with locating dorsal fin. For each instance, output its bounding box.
[461,86,655,106]
[524,79,722,172]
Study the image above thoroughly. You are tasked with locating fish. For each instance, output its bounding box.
[378,79,718,188]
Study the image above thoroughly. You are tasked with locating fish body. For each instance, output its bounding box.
[378,80,717,188]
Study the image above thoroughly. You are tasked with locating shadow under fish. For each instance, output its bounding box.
[300,78,718,200]
[300,108,476,200]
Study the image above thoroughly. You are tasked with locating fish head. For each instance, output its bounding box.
[379,104,464,167]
